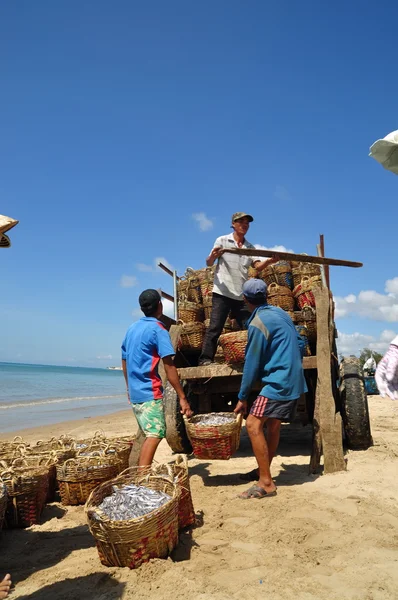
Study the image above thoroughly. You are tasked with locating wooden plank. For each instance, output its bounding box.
[311,286,346,474]
[320,234,330,289]
[221,247,362,268]
[161,290,175,302]
[178,356,316,381]
[158,262,180,279]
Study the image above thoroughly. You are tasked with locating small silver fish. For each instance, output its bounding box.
[97,484,171,521]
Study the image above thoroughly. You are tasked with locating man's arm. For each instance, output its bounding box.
[206,236,224,266]
[253,255,279,272]
[121,340,129,400]
[162,356,193,417]
[296,330,307,358]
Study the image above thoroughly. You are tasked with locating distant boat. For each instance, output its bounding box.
[106,366,122,371]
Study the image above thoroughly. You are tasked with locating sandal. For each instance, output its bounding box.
[238,484,277,500]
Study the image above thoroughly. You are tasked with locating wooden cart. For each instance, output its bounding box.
[156,237,372,474]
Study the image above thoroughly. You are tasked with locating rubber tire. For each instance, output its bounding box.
[339,356,373,450]
[164,381,193,454]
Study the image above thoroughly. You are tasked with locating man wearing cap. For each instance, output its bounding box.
[199,212,277,366]
[234,279,307,499]
[121,289,193,466]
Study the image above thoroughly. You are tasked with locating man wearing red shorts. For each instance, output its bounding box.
[234,279,307,499]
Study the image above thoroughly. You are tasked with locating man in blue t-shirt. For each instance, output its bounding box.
[121,289,193,466]
[234,279,307,499]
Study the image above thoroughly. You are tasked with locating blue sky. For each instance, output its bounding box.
[1,1,398,366]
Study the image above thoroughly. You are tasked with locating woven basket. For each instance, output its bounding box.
[1,466,49,528]
[292,261,322,288]
[219,330,248,364]
[85,470,179,569]
[30,438,76,464]
[295,325,311,356]
[267,283,295,312]
[178,301,203,324]
[152,456,195,529]
[273,261,293,290]
[293,276,322,309]
[295,307,317,344]
[0,479,7,531]
[10,456,57,503]
[202,297,213,321]
[184,413,243,460]
[177,278,189,302]
[187,276,202,304]
[259,264,278,286]
[57,454,122,506]
[76,443,130,474]
[0,436,29,454]
[179,321,205,351]
[214,345,225,364]
[200,279,214,300]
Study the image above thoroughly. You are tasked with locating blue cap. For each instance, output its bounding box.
[242,278,268,299]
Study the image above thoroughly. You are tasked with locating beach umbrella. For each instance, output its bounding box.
[0,214,19,248]
[369,130,398,175]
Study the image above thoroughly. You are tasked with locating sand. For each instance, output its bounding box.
[1,395,398,600]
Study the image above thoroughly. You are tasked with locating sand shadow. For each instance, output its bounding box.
[2,524,95,585]
[40,502,68,523]
[171,510,204,562]
[15,572,126,600]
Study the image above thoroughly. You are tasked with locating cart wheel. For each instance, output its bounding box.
[339,356,373,450]
[164,381,193,454]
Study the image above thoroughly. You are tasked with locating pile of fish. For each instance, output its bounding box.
[97,484,171,521]
[194,414,236,427]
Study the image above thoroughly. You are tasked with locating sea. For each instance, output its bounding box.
[0,362,128,433]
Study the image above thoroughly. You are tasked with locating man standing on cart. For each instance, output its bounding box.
[199,212,277,366]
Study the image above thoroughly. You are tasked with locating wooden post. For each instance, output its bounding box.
[310,286,346,474]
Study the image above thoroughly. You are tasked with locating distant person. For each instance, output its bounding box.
[199,212,277,366]
[234,279,307,499]
[375,335,398,400]
[0,574,11,599]
[121,289,193,466]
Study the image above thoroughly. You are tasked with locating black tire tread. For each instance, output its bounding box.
[340,357,373,450]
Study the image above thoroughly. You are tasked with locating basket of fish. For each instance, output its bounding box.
[184,412,243,460]
[56,454,122,506]
[85,469,180,569]
[152,455,195,529]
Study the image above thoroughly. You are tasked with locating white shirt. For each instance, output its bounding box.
[211,233,257,300]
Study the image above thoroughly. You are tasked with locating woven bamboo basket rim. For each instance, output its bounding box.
[184,412,243,439]
[56,454,122,482]
[177,320,205,333]
[267,282,293,296]
[85,469,179,527]
[0,466,49,496]
[219,330,247,343]
[293,276,322,297]
[178,300,201,309]
[294,308,316,321]
[202,296,212,307]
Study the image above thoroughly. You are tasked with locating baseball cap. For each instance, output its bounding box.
[139,289,161,314]
[232,212,254,223]
[242,278,267,300]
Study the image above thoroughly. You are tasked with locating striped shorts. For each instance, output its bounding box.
[250,395,298,422]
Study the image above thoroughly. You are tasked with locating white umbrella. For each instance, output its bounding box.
[0,214,19,248]
[369,130,398,175]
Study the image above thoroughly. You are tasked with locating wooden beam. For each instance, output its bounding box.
[221,248,362,268]
[161,290,174,303]
[320,234,330,289]
[310,286,346,474]
[158,262,180,279]
[178,356,316,381]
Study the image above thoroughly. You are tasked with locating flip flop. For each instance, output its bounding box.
[238,484,277,500]
[239,468,259,482]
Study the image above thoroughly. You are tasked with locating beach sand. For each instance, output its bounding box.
[1,395,398,599]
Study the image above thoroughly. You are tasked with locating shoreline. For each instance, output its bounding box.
[0,408,138,443]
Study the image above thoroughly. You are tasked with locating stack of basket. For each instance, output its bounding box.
[0,479,7,531]
[248,258,323,356]
[86,468,180,569]
[0,465,49,528]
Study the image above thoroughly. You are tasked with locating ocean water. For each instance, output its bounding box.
[0,362,128,433]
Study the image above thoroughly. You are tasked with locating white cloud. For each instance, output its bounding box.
[96,354,113,360]
[254,244,295,254]
[335,278,398,322]
[120,274,138,288]
[135,257,174,275]
[131,297,175,320]
[337,329,397,357]
[274,185,292,203]
[192,212,214,232]
[131,308,142,318]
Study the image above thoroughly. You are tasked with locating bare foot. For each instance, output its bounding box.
[0,574,11,599]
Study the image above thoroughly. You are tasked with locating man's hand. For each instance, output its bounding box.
[210,246,223,261]
[234,400,247,415]
[179,397,194,418]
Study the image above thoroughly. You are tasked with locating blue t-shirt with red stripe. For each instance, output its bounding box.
[121,317,175,404]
